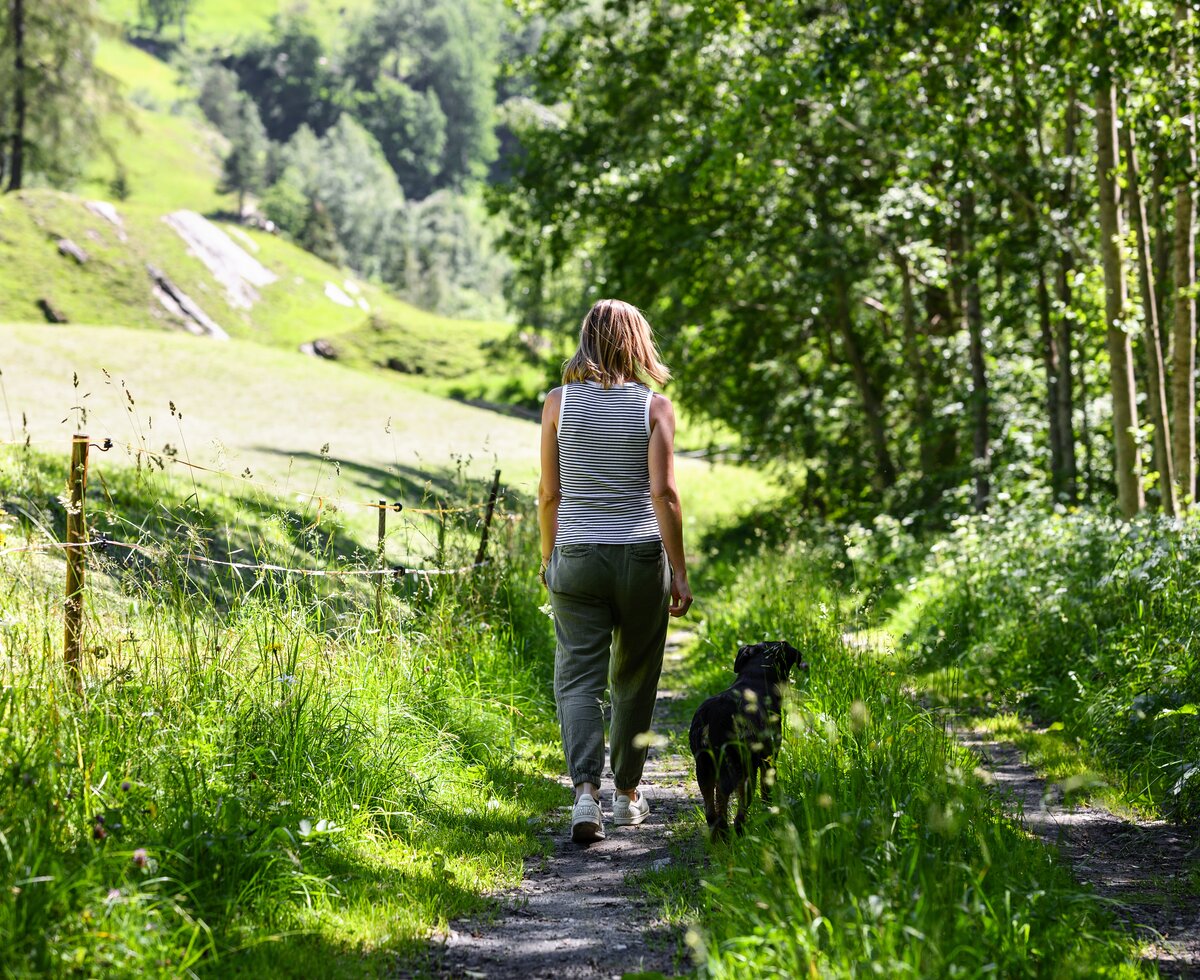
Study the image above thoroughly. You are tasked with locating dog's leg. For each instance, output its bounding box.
[733,776,753,836]
[760,756,775,806]
[712,784,731,840]
[699,776,719,830]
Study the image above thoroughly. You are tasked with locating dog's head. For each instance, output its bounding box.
[733,640,808,677]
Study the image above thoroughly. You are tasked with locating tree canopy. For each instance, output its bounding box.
[500,0,1200,520]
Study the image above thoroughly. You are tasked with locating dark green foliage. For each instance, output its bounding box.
[0,0,115,191]
[217,95,268,217]
[267,117,405,278]
[350,76,447,198]
[499,0,1198,518]
[224,14,342,144]
[195,63,242,135]
[137,0,192,37]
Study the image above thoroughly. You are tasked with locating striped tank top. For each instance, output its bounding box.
[555,380,661,546]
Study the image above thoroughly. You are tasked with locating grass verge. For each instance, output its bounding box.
[0,444,563,977]
[894,507,1200,822]
[637,532,1150,977]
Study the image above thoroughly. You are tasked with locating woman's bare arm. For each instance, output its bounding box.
[648,394,693,617]
[537,388,563,580]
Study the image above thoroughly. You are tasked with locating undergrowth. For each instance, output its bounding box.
[0,446,562,977]
[895,508,1200,822]
[643,534,1148,977]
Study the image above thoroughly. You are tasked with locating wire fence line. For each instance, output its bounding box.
[1,432,514,688]
[1,435,499,517]
[0,536,493,579]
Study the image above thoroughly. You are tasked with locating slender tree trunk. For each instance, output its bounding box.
[1095,74,1145,516]
[896,248,937,478]
[1173,1,1197,507]
[958,189,990,511]
[1079,328,1095,503]
[832,269,896,491]
[1150,146,1174,366]
[1037,267,1066,493]
[7,0,27,192]
[1056,95,1080,502]
[1122,117,1178,515]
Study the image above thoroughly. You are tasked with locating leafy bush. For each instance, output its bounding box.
[899,508,1200,820]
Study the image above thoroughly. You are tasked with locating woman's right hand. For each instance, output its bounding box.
[669,570,693,617]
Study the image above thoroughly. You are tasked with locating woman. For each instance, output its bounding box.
[538,298,693,845]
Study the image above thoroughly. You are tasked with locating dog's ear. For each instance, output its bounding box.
[733,643,763,673]
[776,641,805,668]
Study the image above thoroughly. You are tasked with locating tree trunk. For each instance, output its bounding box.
[1095,75,1144,516]
[1173,0,1197,507]
[1150,146,1174,367]
[1055,95,1080,502]
[7,0,27,192]
[896,248,937,477]
[959,189,990,512]
[1037,267,1065,493]
[832,269,896,491]
[1122,117,1177,515]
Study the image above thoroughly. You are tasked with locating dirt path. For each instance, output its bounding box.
[431,631,698,979]
[952,723,1200,977]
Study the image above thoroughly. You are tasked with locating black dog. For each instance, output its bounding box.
[689,640,807,838]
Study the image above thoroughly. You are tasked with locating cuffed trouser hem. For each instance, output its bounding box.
[570,772,603,787]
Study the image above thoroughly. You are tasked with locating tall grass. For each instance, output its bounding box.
[645,535,1148,977]
[895,508,1200,821]
[0,446,562,976]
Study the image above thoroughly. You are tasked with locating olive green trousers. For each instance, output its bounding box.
[547,541,671,790]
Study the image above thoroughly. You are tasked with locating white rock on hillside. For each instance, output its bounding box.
[163,210,277,310]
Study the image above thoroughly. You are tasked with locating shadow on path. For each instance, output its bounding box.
[423,630,700,979]
[956,728,1200,978]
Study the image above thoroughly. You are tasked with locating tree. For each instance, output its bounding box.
[351,77,447,199]
[270,117,406,277]
[1095,59,1144,517]
[138,0,191,38]
[1,0,114,192]
[225,14,340,143]
[343,0,500,196]
[196,64,242,135]
[218,95,267,218]
[1172,1,1197,506]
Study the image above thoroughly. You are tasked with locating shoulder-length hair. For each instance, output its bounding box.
[561,299,671,388]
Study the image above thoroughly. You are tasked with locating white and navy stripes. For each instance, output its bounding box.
[555,381,661,546]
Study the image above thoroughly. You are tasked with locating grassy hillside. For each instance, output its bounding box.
[98,0,373,46]
[1,323,782,546]
[0,189,520,392]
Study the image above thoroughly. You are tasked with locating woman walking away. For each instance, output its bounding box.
[538,298,693,845]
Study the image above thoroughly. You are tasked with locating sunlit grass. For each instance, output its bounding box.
[897,508,1200,821]
[637,534,1150,977]
[0,442,564,976]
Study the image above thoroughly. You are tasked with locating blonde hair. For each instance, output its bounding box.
[562,299,671,388]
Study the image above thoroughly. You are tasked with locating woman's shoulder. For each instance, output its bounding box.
[541,386,563,422]
[649,391,675,427]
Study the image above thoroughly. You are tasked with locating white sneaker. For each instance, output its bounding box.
[571,793,605,843]
[612,789,650,826]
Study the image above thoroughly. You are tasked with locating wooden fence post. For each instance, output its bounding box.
[64,434,89,691]
[474,469,502,567]
[375,500,386,624]
[435,501,447,570]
